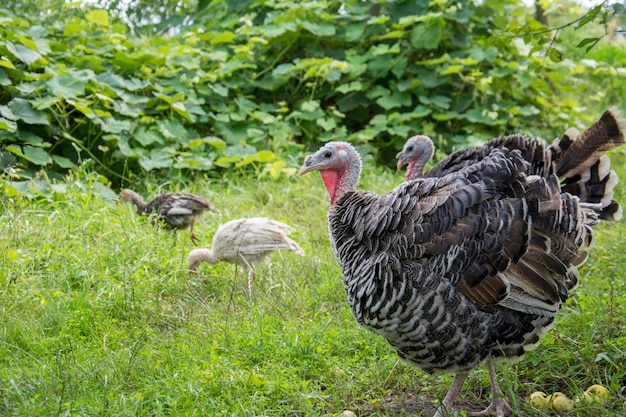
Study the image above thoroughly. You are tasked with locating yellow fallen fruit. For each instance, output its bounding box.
[341,411,357,417]
[581,384,610,404]
[551,395,576,412]
[548,392,568,409]
[529,391,549,409]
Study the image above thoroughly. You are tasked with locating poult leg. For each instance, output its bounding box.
[189,218,200,246]
[466,359,512,417]
[433,372,469,417]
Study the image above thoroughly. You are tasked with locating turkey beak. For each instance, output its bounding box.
[298,155,317,175]
[396,152,408,170]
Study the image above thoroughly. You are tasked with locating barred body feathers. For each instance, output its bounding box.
[302,109,623,417]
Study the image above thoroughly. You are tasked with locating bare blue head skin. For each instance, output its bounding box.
[299,141,362,205]
[396,135,434,180]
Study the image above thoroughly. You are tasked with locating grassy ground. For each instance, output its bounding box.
[1,153,625,417]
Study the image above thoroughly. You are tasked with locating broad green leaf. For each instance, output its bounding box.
[0,69,10,85]
[250,111,276,124]
[86,9,110,27]
[0,117,17,131]
[97,117,131,134]
[173,155,214,170]
[134,127,163,146]
[16,36,39,52]
[8,98,49,125]
[440,64,464,75]
[204,136,227,150]
[548,48,563,62]
[576,5,602,31]
[184,101,207,117]
[263,22,297,38]
[115,102,141,117]
[67,99,94,117]
[0,57,16,69]
[94,109,113,117]
[336,81,363,94]
[410,19,444,50]
[433,111,461,121]
[464,108,497,124]
[115,137,139,158]
[0,104,16,120]
[112,50,165,71]
[96,72,129,95]
[397,78,419,92]
[373,30,406,41]
[509,105,540,116]
[272,63,294,77]
[172,102,194,122]
[30,95,61,110]
[52,155,77,169]
[235,150,276,167]
[93,182,118,201]
[23,146,52,165]
[301,21,335,37]
[446,7,471,23]
[367,15,390,25]
[4,41,41,65]
[139,149,172,171]
[21,132,48,147]
[212,84,229,97]
[211,31,235,44]
[316,117,337,131]
[419,95,451,110]
[6,144,23,157]
[410,105,432,118]
[576,37,602,52]
[168,53,201,70]
[376,91,412,110]
[301,100,320,112]
[158,118,187,140]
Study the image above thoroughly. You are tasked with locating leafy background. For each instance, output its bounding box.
[2,0,625,192]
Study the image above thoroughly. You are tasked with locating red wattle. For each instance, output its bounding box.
[320,170,339,204]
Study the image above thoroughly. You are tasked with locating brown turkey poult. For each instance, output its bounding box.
[119,189,220,245]
[299,109,624,417]
[187,217,305,290]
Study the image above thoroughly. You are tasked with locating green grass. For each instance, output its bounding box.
[1,155,625,417]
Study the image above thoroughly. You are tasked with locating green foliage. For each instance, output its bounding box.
[1,1,625,187]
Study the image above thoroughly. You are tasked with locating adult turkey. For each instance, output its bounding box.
[396,134,435,180]
[119,189,220,245]
[187,217,305,291]
[299,109,624,417]
[399,115,623,224]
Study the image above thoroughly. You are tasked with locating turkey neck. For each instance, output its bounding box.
[325,154,362,207]
[407,148,432,180]
[126,191,148,212]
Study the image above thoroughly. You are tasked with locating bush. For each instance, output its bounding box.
[1,0,625,187]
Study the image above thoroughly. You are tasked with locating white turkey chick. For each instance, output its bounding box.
[187,217,305,290]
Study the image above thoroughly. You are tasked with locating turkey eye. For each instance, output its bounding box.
[407,146,414,152]
[324,151,332,158]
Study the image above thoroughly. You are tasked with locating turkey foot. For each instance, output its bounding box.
[467,397,512,417]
